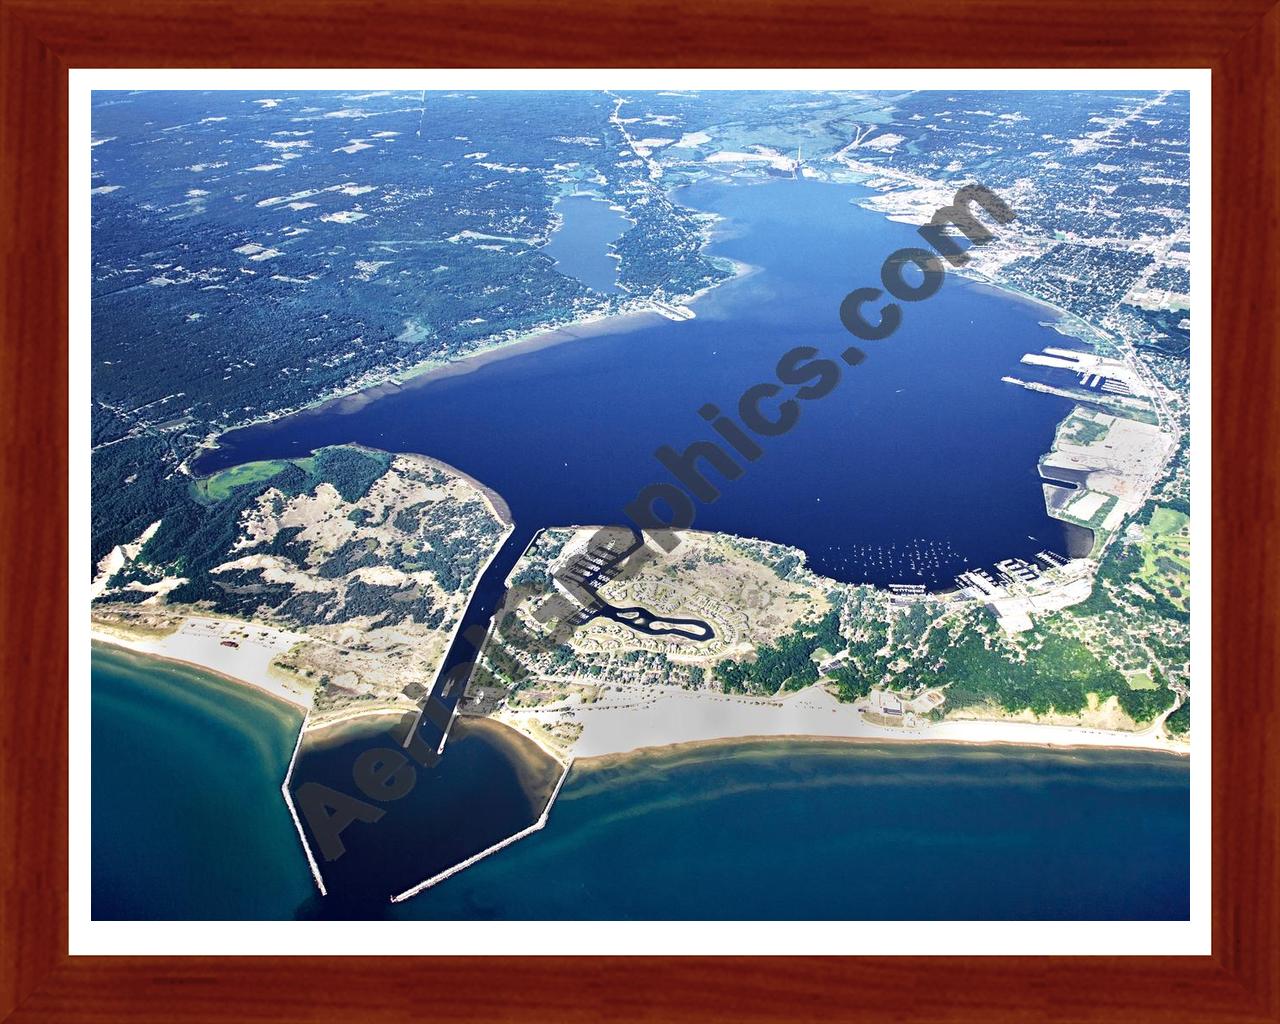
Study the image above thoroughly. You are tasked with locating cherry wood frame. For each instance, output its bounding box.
[2,1,1276,1020]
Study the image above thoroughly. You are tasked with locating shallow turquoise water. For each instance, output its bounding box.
[391,740,1190,921]
[91,644,313,920]
[92,646,1188,921]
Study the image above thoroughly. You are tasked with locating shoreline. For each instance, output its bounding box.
[163,178,1184,766]
[574,729,1190,770]
[188,284,738,473]
[521,683,1189,762]
[405,451,515,526]
[184,304,643,470]
[93,632,1189,769]
[187,188,758,473]
[91,635,310,713]
[301,704,415,743]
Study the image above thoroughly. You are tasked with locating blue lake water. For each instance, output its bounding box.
[542,194,631,293]
[195,178,1090,707]
[91,648,1189,921]
[197,178,1087,591]
[90,179,1191,923]
[393,740,1190,921]
[91,644,313,920]
[289,712,564,915]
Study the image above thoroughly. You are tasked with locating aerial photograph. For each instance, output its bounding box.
[88,86,1193,922]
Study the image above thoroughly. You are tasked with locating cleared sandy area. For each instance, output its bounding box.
[1066,489,1108,521]
[90,613,314,709]
[557,683,1187,759]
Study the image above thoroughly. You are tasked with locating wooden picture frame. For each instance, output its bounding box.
[2,1,1274,1019]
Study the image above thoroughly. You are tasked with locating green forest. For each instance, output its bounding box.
[715,604,843,696]
[105,445,392,606]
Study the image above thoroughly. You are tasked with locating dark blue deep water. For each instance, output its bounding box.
[94,180,1190,923]
[393,741,1189,921]
[91,648,1189,921]
[196,179,1087,590]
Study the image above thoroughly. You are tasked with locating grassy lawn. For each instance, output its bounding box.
[1126,670,1157,690]
[1137,506,1190,613]
[1149,506,1189,536]
[191,458,304,503]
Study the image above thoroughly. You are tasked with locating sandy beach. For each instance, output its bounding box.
[90,613,1190,762]
[188,300,684,469]
[90,613,315,710]
[521,683,1189,760]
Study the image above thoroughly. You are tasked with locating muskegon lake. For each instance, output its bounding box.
[197,178,1094,587]
[94,178,1189,920]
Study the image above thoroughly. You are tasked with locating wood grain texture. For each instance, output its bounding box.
[1,0,1276,1020]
